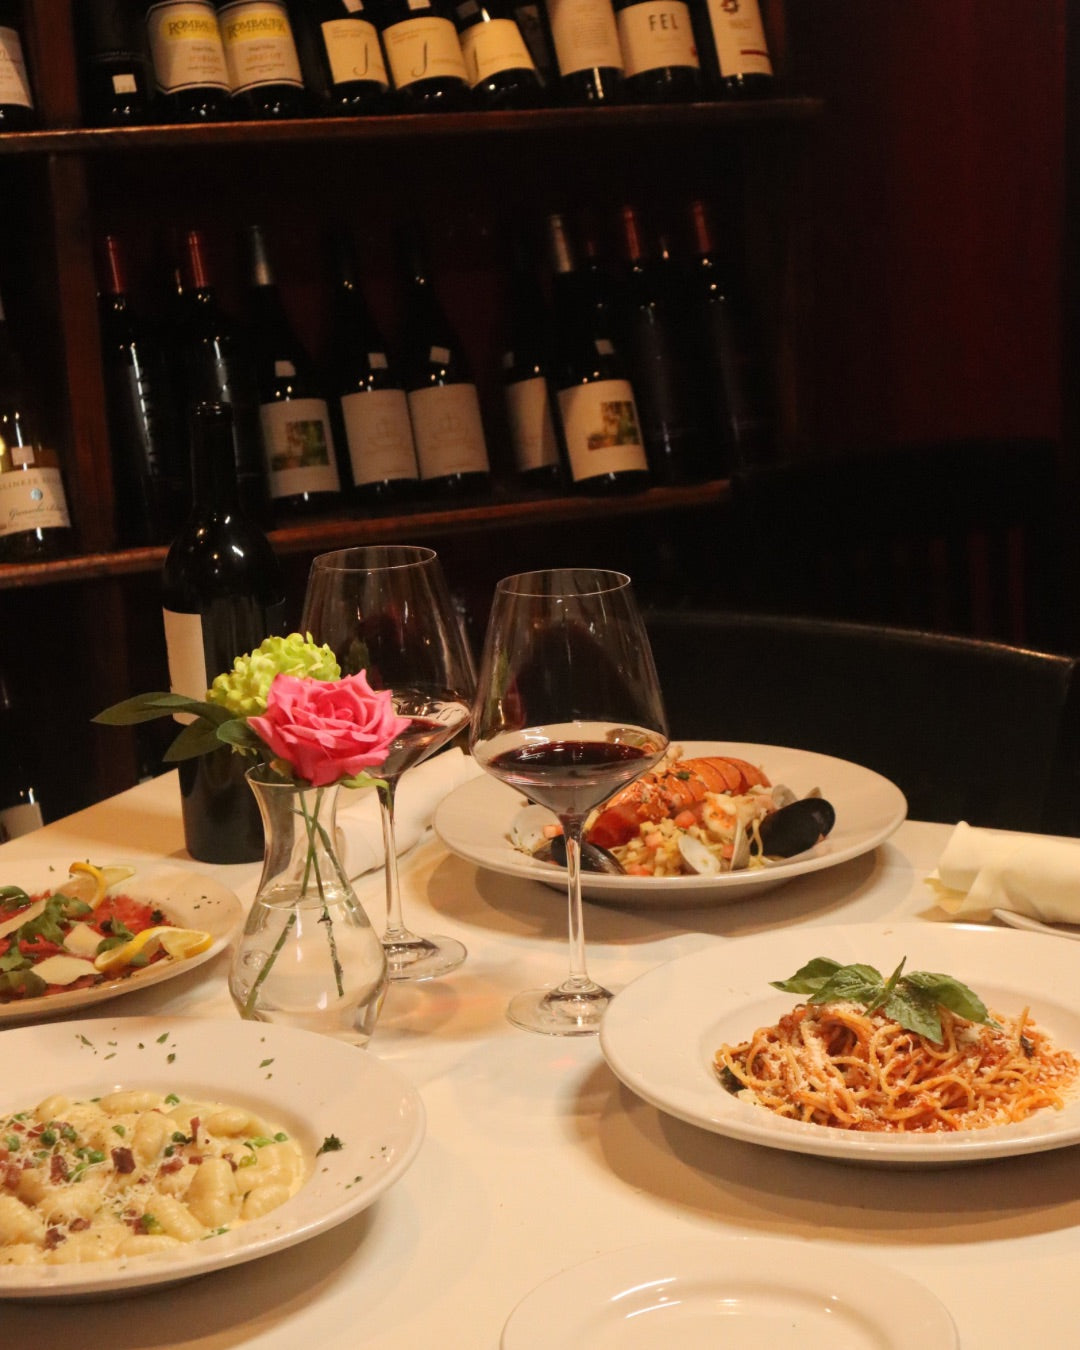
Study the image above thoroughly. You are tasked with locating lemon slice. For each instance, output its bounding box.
[67,861,136,910]
[93,926,213,973]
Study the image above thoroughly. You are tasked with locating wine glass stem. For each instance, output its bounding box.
[377,776,413,943]
[561,820,598,993]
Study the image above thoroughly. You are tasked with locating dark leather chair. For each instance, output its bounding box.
[643,608,1080,834]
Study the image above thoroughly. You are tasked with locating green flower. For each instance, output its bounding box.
[208,634,340,717]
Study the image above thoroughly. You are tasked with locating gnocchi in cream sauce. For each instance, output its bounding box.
[0,1089,306,1265]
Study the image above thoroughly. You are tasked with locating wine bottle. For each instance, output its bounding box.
[215,0,309,117]
[0,669,43,841]
[291,0,389,114]
[0,285,74,563]
[617,204,706,483]
[501,250,563,488]
[612,0,701,103]
[545,211,649,494]
[244,223,343,516]
[375,0,472,112]
[0,1,36,129]
[170,228,271,525]
[508,0,557,87]
[402,240,491,498]
[78,0,156,126]
[97,234,187,545]
[687,197,773,469]
[453,0,543,109]
[145,0,231,121]
[694,0,772,97]
[543,0,622,104]
[162,401,287,863]
[329,234,419,506]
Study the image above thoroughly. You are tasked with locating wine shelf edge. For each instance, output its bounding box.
[0,480,731,590]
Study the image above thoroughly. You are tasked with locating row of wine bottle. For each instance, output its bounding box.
[0,0,777,130]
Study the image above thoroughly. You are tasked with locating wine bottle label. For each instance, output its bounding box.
[258,398,342,499]
[0,799,43,843]
[704,0,772,77]
[408,383,490,479]
[382,16,468,89]
[505,376,559,474]
[545,0,623,77]
[146,0,230,93]
[0,466,70,538]
[218,0,304,92]
[557,379,647,481]
[460,18,537,85]
[0,28,34,110]
[163,606,207,721]
[341,388,419,486]
[112,73,140,94]
[321,16,389,89]
[617,0,698,76]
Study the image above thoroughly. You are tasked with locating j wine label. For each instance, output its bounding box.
[376,0,471,110]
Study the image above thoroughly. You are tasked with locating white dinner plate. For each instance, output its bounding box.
[0,1016,425,1298]
[600,923,1080,1165]
[501,1236,958,1349]
[434,742,907,908]
[0,861,243,1023]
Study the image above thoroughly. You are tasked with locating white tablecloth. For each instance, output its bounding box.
[1,772,1076,1347]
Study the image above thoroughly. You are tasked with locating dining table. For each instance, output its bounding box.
[2,766,1077,1348]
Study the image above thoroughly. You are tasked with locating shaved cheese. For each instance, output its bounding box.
[62,922,105,958]
[29,954,99,986]
[0,898,47,943]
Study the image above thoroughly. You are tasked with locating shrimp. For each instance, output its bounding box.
[587,755,771,849]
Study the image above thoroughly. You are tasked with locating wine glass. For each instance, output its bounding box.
[301,545,476,981]
[470,568,669,1034]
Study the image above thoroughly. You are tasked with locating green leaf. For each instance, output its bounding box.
[0,885,30,912]
[770,957,844,996]
[162,719,228,763]
[0,969,47,998]
[215,720,265,753]
[0,948,31,972]
[863,957,906,1015]
[93,692,212,726]
[882,984,943,1042]
[904,970,995,1028]
[808,963,885,1007]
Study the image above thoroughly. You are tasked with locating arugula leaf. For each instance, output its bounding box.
[0,949,31,972]
[0,969,47,998]
[0,885,30,912]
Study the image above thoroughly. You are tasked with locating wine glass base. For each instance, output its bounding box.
[383,934,467,982]
[506,983,615,1036]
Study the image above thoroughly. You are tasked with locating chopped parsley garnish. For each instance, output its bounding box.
[317,1134,343,1156]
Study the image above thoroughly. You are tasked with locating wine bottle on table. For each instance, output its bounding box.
[97,234,187,544]
[401,240,492,499]
[0,1,36,129]
[329,233,419,507]
[162,401,287,864]
[612,0,701,103]
[291,0,389,115]
[244,223,343,517]
[0,286,73,563]
[694,0,773,98]
[453,0,543,109]
[616,203,706,483]
[374,0,472,112]
[170,227,271,525]
[500,248,563,489]
[78,0,156,125]
[545,211,649,495]
[0,669,43,841]
[543,0,622,104]
[145,0,231,121]
[215,0,309,117]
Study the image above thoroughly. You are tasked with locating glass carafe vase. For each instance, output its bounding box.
[228,765,388,1046]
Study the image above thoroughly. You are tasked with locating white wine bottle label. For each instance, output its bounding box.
[460,19,537,85]
[0,466,70,537]
[617,0,698,76]
[321,16,389,89]
[0,28,34,109]
[408,383,489,479]
[218,0,304,92]
[705,0,772,77]
[146,0,230,93]
[546,0,623,77]
[505,376,559,473]
[163,606,207,722]
[557,379,647,481]
[382,17,468,90]
[341,388,419,486]
[259,398,341,498]
[0,799,43,843]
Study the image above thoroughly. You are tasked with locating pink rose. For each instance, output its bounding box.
[248,671,410,787]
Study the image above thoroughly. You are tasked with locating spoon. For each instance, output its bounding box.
[992,909,1080,942]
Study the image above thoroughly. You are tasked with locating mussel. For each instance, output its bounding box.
[757,797,836,859]
[536,833,626,875]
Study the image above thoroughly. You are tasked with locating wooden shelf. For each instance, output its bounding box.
[0,480,731,590]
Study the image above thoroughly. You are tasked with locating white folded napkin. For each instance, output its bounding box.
[335,748,483,879]
[927,820,1080,923]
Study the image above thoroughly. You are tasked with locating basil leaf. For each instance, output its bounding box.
[864,957,906,1014]
[807,963,885,1007]
[904,971,995,1028]
[883,984,943,1042]
[770,957,844,996]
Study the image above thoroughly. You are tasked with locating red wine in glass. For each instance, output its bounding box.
[483,733,655,818]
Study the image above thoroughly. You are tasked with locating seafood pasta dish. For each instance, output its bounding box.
[715,957,1080,1133]
[0,1089,306,1265]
